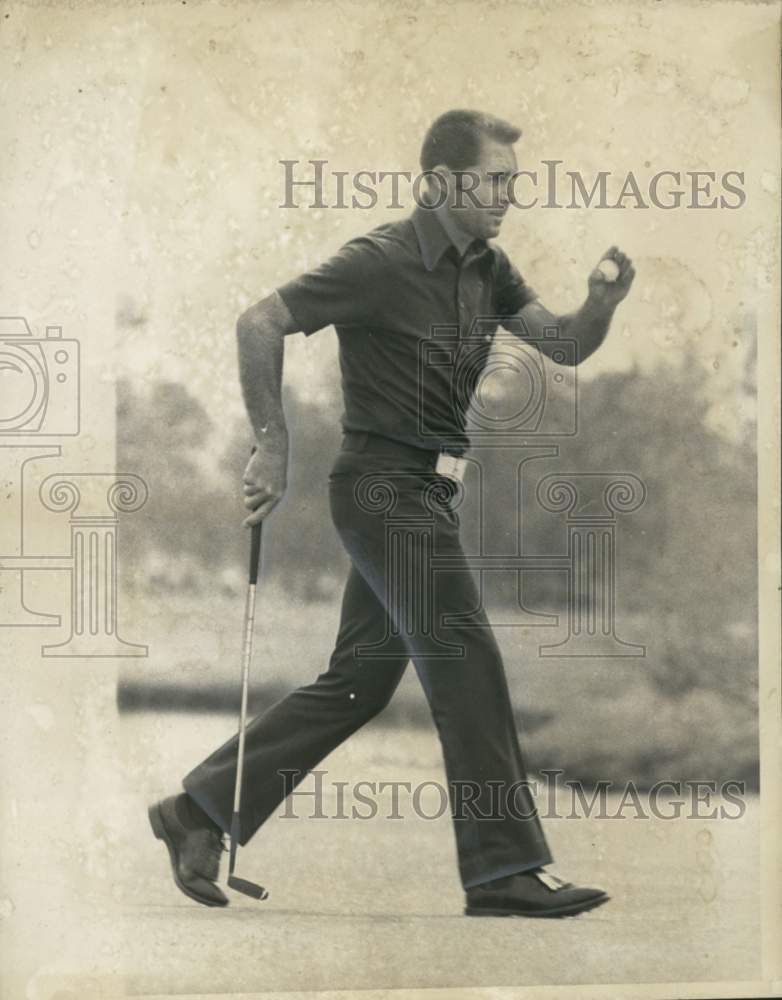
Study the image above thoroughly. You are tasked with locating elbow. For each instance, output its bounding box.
[237,304,269,343]
[552,349,581,368]
[570,350,590,367]
[557,352,580,368]
[237,294,283,340]
[236,308,255,340]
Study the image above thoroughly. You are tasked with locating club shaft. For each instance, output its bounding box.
[232,581,257,815]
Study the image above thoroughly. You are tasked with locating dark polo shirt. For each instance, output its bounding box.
[277,205,537,453]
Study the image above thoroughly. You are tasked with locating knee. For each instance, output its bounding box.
[345,681,395,724]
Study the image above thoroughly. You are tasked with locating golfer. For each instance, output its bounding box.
[149,109,635,916]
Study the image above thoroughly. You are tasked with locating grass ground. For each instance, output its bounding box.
[1,587,763,1000]
[23,715,763,997]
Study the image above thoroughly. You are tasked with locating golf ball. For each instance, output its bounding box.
[597,258,620,282]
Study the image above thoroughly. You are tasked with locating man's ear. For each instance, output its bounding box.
[427,163,452,206]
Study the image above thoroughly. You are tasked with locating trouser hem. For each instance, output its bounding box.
[461,852,553,890]
[182,779,232,840]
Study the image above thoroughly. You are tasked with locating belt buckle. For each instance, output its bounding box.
[435,452,467,483]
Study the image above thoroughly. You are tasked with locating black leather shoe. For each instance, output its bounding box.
[465,869,609,918]
[149,795,229,907]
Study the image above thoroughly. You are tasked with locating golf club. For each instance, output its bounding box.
[227,518,269,900]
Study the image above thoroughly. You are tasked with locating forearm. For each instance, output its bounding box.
[236,292,296,443]
[515,247,635,366]
[558,296,617,364]
[237,324,286,441]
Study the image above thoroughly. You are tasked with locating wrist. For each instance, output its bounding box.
[584,292,617,319]
[254,421,288,445]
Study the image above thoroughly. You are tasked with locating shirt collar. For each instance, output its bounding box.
[411,204,486,271]
[411,204,453,271]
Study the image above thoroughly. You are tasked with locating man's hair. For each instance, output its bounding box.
[420,110,521,172]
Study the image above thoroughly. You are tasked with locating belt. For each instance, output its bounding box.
[341,431,468,482]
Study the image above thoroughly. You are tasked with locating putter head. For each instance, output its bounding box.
[227,813,269,900]
[227,874,269,900]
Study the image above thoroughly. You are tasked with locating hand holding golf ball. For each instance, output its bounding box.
[597,258,620,282]
[588,246,636,306]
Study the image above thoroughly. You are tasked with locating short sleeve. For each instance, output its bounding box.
[276,237,384,336]
[493,247,537,317]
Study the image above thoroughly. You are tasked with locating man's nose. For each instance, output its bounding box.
[492,176,509,208]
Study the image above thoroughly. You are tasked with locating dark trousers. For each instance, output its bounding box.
[183,433,552,888]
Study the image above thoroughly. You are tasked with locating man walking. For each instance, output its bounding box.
[149,109,635,916]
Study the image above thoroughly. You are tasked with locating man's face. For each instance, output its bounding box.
[447,136,518,241]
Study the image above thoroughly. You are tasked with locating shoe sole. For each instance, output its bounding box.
[465,893,610,918]
[148,803,228,908]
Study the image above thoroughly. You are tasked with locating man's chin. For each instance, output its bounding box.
[484,219,504,239]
